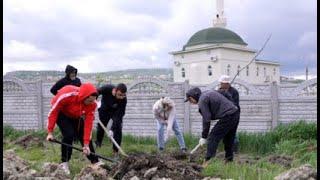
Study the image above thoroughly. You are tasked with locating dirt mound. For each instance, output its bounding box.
[3,150,38,180]
[268,155,293,168]
[12,134,44,149]
[74,166,109,180]
[274,164,317,180]
[38,163,71,179]
[110,153,203,180]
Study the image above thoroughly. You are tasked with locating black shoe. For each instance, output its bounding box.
[159,147,164,153]
[95,141,102,148]
[181,148,187,153]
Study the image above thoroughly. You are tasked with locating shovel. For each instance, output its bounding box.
[188,143,202,162]
[97,120,129,157]
[49,139,117,163]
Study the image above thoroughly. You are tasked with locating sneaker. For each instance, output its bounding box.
[158,147,164,153]
[113,151,120,160]
[181,148,187,153]
[202,159,210,168]
[59,162,70,175]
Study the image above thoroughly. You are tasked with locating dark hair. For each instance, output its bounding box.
[116,83,127,93]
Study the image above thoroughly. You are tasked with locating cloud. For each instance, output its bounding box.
[3,40,49,61]
[3,0,317,77]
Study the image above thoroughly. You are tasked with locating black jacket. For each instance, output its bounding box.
[218,86,240,112]
[50,65,81,95]
[199,90,238,138]
[98,84,127,118]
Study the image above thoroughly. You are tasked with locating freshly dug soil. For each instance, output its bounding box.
[267,155,293,168]
[3,150,38,180]
[12,134,44,149]
[109,152,203,180]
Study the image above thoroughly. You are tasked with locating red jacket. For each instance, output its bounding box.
[47,83,97,145]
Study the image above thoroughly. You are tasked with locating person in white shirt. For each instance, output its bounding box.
[152,97,187,152]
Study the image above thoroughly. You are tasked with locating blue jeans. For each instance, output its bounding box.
[156,118,186,150]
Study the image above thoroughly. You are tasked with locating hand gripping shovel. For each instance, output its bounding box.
[97,120,129,157]
[49,139,117,163]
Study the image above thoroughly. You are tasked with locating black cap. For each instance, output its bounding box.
[185,87,201,103]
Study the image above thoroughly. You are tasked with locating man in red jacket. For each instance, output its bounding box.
[46,83,103,174]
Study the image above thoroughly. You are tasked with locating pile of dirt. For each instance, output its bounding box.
[3,150,38,180]
[109,153,203,180]
[274,164,317,180]
[74,166,109,180]
[267,155,293,168]
[12,134,44,149]
[38,163,71,179]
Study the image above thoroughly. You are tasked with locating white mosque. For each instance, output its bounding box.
[170,0,280,85]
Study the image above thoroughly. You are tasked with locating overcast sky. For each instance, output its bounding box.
[3,0,317,78]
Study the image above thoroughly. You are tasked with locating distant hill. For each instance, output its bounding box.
[4,68,173,83]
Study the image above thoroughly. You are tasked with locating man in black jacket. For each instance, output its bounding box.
[50,65,81,95]
[185,87,239,166]
[217,75,240,154]
[95,83,127,157]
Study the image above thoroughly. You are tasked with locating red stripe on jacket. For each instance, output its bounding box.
[47,83,97,145]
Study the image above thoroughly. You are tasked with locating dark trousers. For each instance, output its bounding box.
[233,111,240,152]
[96,110,123,152]
[206,112,240,161]
[56,113,99,163]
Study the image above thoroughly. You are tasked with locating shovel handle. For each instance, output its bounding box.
[190,143,201,154]
[97,120,129,157]
[49,139,117,163]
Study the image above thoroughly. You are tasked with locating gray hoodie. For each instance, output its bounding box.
[198,90,238,138]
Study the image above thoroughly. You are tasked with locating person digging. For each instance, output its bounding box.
[152,97,187,153]
[95,83,127,159]
[46,83,104,175]
[185,87,239,167]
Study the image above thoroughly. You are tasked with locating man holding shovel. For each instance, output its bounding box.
[95,83,127,158]
[152,97,187,153]
[185,87,239,167]
[46,83,104,175]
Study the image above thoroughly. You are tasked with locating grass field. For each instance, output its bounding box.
[3,120,317,179]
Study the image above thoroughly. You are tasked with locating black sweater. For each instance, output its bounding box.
[50,65,81,95]
[98,84,127,118]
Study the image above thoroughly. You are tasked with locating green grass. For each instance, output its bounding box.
[3,121,317,179]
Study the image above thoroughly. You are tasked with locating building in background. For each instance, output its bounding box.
[170,0,280,85]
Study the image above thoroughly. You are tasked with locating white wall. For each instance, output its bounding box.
[173,46,280,85]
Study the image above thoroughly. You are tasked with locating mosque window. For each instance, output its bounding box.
[246,66,249,76]
[208,65,212,76]
[256,67,259,76]
[273,68,276,75]
[237,65,241,76]
[181,54,184,59]
[227,64,231,75]
[264,67,267,77]
[181,68,185,78]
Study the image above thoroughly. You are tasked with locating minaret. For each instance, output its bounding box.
[213,0,227,28]
[306,65,309,81]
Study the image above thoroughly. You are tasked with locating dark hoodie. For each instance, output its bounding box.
[50,65,81,95]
